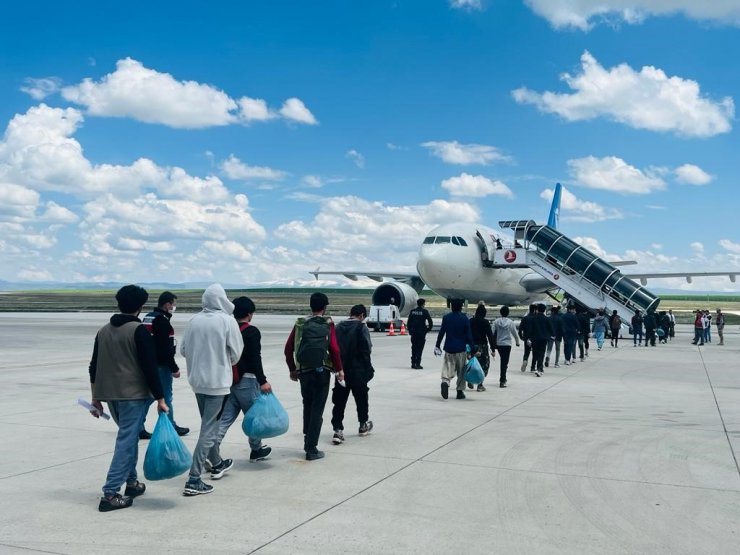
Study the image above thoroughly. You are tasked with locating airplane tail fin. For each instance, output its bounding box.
[547,182,562,229]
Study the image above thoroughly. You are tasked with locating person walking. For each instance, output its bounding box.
[644,310,658,347]
[332,304,375,444]
[180,284,244,496]
[609,310,622,348]
[206,296,272,474]
[284,292,344,461]
[631,310,644,346]
[716,308,726,345]
[469,303,496,390]
[691,310,705,346]
[406,298,433,369]
[139,291,189,440]
[528,304,554,377]
[492,305,520,386]
[545,305,563,368]
[435,298,474,400]
[562,304,579,365]
[703,310,712,343]
[577,308,590,360]
[518,304,535,372]
[592,309,609,350]
[88,285,168,512]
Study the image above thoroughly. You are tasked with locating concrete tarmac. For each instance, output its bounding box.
[0,312,738,554]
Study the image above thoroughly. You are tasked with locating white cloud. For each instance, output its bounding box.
[346,149,365,169]
[0,182,40,219]
[450,0,483,11]
[20,77,62,100]
[541,186,623,222]
[17,268,53,281]
[279,97,318,125]
[524,0,740,31]
[567,155,666,194]
[302,175,324,188]
[719,239,740,254]
[39,201,79,224]
[512,51,734,137]
[421,141,510,165]
[690,242,704,255]
[441,173,513,198]
[60,58,316,128]
[219,154,287,181]
[674,164,713,186]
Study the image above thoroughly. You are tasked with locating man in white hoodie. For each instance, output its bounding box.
[180,284,243,496]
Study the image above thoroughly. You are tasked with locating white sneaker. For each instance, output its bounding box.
[564,361,570,366]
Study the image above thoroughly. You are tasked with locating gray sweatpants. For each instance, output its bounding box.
[188,393,228,482]
[441,352,468,391]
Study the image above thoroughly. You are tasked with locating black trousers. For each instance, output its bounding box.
[331,380,369,430]
[495,345,511,384]
[532,339,548,371]
[410,332,426,366]
[299,369,331,453]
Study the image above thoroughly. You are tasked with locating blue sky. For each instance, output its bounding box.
[1,0,739,291]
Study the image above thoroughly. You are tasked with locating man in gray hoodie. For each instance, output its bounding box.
[180,284,243,496]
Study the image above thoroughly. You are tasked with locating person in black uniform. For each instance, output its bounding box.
[468,303,496,391]
[406,298,433,369]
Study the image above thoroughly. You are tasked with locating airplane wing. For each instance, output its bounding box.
[625,271,738,285]
[310,268,422,283]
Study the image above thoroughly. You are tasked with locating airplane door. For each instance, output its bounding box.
[475,229,496,267]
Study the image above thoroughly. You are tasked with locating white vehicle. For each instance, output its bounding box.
[366,304,402,332]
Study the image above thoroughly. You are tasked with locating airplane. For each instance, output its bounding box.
[312,184,738,315]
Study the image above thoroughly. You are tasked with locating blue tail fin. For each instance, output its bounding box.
[547,183,562,229]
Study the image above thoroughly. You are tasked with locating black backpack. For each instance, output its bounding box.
[295,316,331,369]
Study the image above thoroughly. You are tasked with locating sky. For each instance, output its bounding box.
[1,0,739,291]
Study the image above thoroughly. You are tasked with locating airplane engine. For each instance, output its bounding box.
[371,282,419,316]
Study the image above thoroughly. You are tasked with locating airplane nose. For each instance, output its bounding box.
[417,244,448,282]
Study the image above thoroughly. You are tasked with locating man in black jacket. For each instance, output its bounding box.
[407,298,434,369]
[139,291,189,438]
[332,304,375,444]
[529,303,554,377]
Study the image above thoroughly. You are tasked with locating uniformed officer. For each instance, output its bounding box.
[406,298,434,369]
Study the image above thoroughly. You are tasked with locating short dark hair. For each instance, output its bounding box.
[233,296,256,319]
[450,298,464,312]
[475,304,486,318]
[158,291,177,307]
[116,285,148,314]
[417,298,425,307]
[537,303,546,313]
[349,304,367,317]
[499,305,510,317]
[310,292,329,312]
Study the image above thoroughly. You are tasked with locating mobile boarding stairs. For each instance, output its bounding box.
[491,220,660,322]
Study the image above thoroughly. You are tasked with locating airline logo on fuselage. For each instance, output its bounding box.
[504,250,517,263]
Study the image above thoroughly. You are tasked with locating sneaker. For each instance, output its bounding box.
[98,493,133,512]
[496,383,504,389]
[554,363,560,368]
[441,382,449,399]
[417,365,424,369]
[124,481,146,498]
[183,479,214,496]
[203,459,213,472]
[249,446,272,461]
[456,390,466,400]
[535,371,542,377]
[306,450,325,461]
[467,382,474,389]
[209,458,234,480]
[545,357,549,367]
[359,421,374,436]
[174,425,190,436]
[332,430,345,444]
[479,384,488,391]
[564,361,570,366]
[520,360,527,372]
[138,429,151,441]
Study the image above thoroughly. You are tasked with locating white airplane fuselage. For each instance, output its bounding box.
[415,222,552,306]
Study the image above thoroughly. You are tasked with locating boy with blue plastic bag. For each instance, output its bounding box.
[206,296,273,471]
[88,285,168,512]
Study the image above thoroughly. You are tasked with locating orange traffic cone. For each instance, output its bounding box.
[399,321,408,335]
[387,322,396,336]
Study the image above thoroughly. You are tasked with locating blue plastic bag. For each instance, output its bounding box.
[465,356,485,385]
[143,412,192,480]
[242,392,289,439]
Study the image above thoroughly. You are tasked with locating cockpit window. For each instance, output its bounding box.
[456,236,468,246]
[434,236,451,244]
[451,236,460,246]
[423,236,435,244]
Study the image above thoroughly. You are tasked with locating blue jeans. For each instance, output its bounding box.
[594,330,605,349]
[208,377,263,466]
[141,366,178,431]
[103,399,151,496]
[633,330,643,345]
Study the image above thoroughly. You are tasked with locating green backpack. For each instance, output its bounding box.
[294,315,334,370]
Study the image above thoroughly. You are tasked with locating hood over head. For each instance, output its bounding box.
[201,283,234,314]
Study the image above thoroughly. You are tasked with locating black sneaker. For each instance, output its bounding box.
[306,450,325,461]
[210,458,233,480]
[441,382,449,399]
[545,357,549,367]
[478,384,487,391]
[467,382,474,389]
[138,429,152,441]
[124,481,146,498]
[332,430,345,444]
[98,493,133,512]
[456,390,466,399]
[417,365,424,369]
[498,383,506,389]
[359,421,373,436]
[174,425,190,436]
[183,479,214,496]
[250,446,272,462]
